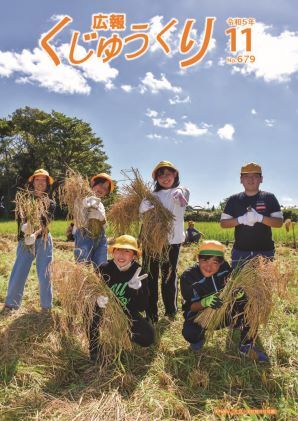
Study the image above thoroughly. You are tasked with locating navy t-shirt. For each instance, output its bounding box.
[223,191,281,251]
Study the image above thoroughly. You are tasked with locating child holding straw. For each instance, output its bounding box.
[140,161,189,323]
[220,162,283,268]
[180,241,268,361]
[89,235,155,362]
[74,173,114,268]
[4,169,55,311]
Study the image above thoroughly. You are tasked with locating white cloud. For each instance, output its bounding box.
[217,124,235,140]
[145,108,158,118]
[176,121,209,137]
[147,133,163,140]
[264,118,276,127]
[281,197,296,206]
[232,23,298,82]
[148,16,177,53]
[251,108,257,115]
[218,57,226,66]
[0,47,91,94]
[169,95,191,105]
[152,117,177,129]
[121,84,133,93]
[139,72,182,94]
[0,43,119,94]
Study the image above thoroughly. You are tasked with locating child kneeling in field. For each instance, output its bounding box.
[180,240,268,362]
[89,235,155,362]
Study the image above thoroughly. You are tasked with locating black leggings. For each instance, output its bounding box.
[89,306,155,356]
[142,244,180,319]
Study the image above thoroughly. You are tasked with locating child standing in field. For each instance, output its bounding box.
[74,173,114,268]
[140,161,189,323]
[4,169,55,311]
[180,240,268,361]
[89,235,155,362]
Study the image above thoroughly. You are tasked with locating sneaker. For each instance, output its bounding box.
[190,339,205,352]
[239,343,269,362]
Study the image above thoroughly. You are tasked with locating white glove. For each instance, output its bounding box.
[237,212,254,227]
[72,225,77,235]
[250,207,264,224]
[25,233,35,246]
[139,199,154,214]
[88,207,105,221]
[172,189,188,207]
[128,267,148,290]
[96,295,109,308]
[21,223,28,233]
[82,196,102,209]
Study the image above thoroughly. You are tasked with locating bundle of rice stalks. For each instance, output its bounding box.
[59,169,104,238]
[51,260,132,362]
[195,256,292,341]
[15,188,52,243]
[284,218,296,248]
[108,168,175,259]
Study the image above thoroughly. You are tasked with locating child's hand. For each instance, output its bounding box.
[139,200,154,214]
[128,267,148,290]
[21,223,28,233]
[172,189,188,207]
[201,293,223,309]
[24,233,36,246]
[96,295,109,308]
[88,207,105,221]
[237,212,255,227]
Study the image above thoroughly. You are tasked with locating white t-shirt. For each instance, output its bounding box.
[151,186,189,245]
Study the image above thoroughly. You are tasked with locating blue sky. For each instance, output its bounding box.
[0,0,297,207]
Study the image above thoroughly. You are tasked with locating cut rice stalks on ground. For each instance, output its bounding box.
[51,260,132,363]
[195,256,294,341]
[108,168,175,260]
[59,169,104,238]
[14,188,52,246]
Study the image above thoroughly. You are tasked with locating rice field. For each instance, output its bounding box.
[0,220,296,245]
[0,236,297,420]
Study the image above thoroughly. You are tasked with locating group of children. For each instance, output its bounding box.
[2,161,283,363]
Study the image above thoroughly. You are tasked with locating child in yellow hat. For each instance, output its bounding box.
[180,240,268,361]
[220,162,283,268]
[89,235,155,363]
[74,173,114,268]
[4,169,55,311]
[139,161,189,323]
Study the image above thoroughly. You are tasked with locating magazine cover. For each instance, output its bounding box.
[0,0,297,419]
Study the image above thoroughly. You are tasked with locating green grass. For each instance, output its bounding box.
[0,238,297,420]
[1,220,296,246]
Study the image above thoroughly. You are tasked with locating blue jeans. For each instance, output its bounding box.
[231,248,275,269]
[74,229,107,268]
[5,235,53,309]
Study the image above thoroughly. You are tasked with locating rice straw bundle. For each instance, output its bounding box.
[15,188,52,242]
[108,168,175,259]
[59,169,104,237]
[51,260,132,361]
[284,218,296,248]
[195,256,291,341]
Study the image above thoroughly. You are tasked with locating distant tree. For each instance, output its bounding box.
[0,107,111,216]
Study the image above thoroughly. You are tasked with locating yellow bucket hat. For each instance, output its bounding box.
[198,240,225,257]
[28,169,54,185]
[109,235,141,257]
[91,173,115,192]
[152,160,179,180]
[241,162,262,175]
